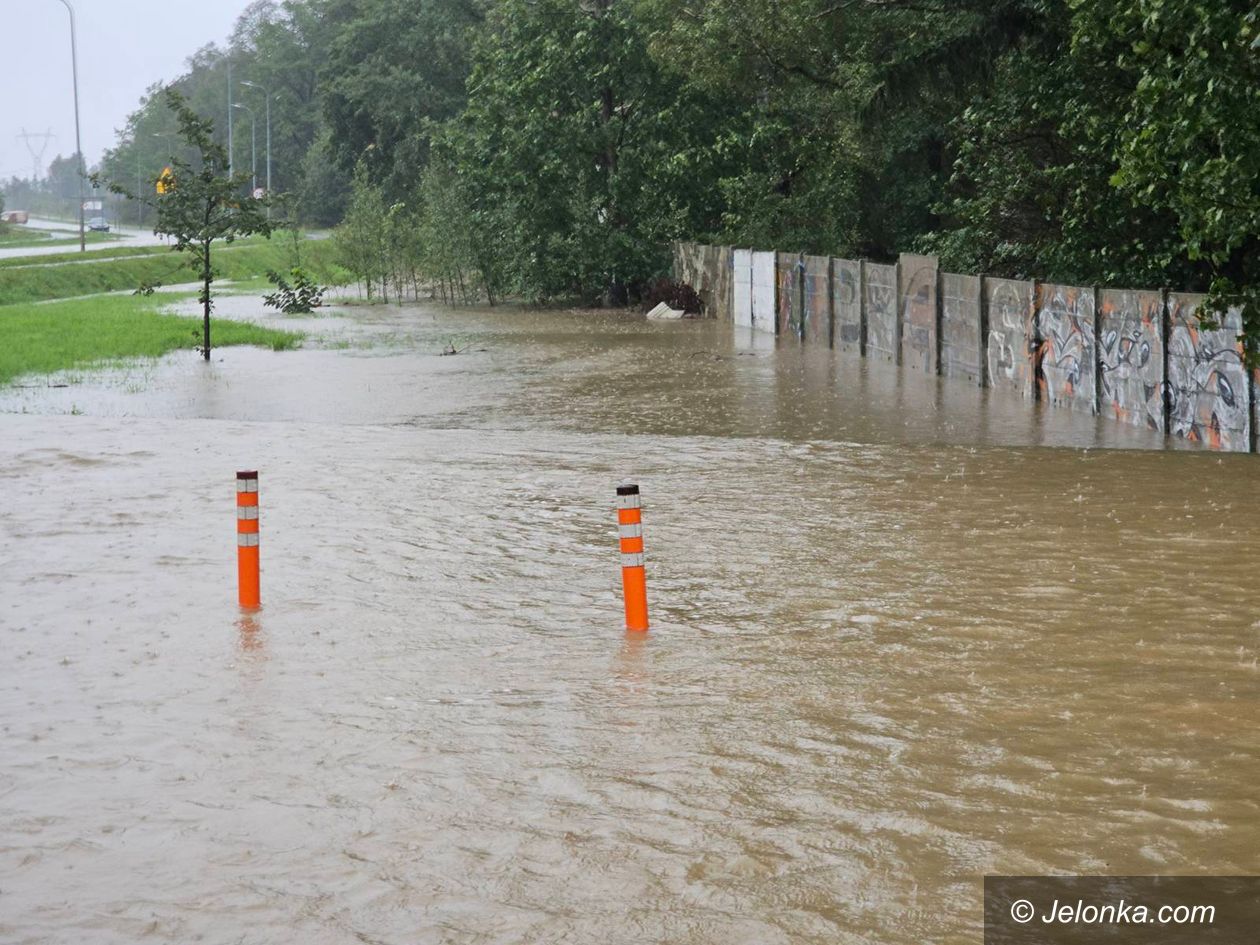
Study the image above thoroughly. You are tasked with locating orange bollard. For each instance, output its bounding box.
[236,470,260,610]
[616,483,649,631]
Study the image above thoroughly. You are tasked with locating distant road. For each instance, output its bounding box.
[0,217,173,261]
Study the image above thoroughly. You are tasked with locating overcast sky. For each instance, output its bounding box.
[0,0,255,181]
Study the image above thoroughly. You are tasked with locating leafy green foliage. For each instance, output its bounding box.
[263,266,326,313]
[319,0,485,196]
[1090,0,1260,356]
[440,0,739,302]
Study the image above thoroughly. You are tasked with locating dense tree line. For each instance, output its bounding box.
[16,0,1257,340]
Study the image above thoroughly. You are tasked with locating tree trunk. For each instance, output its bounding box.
[202,242,212,361]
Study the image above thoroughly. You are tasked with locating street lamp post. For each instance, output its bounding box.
[152,131,174,160]
[232,102,257,193]
[226,57,233,177]
[54,0,85,252]
[239,81,271,200]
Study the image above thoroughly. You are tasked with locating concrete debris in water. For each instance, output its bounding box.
[645,301,686,320]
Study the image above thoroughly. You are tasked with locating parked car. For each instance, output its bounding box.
[0,210,29,224]
[87,217,110,233]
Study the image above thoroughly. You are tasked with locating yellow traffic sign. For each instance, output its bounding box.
[156,166,174,195]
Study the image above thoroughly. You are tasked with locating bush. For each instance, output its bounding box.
[640,276,703,314]
[263,267,327,314]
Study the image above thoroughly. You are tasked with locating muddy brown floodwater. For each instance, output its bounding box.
[2,300,1259,944]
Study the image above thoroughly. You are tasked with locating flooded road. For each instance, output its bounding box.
[2,301,1259,943]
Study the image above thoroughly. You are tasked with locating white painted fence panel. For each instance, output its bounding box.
[732,249,753,328]
[752,251,776,334]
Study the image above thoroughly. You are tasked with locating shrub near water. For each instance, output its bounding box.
[0,294,302,386]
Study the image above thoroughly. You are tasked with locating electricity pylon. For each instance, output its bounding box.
[16,128,55,181]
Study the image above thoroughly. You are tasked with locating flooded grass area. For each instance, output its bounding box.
[0,292,302,386]
[2,298,1258,943]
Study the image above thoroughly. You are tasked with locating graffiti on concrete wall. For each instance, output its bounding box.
[940,272,983,385]
[1098,289,1164,431]
[899,254,938,373]
[752,251,776,333]
[777,252,802,338]
[1037,283,1097,412]
[865,262,898,363]
[682,240,1260,453]
[832,258,862,353]
[986,278,1035,396]
[732,249,753,328]
[802,256,831,346]
[1167,294,1250,451]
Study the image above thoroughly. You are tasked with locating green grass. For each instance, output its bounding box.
[0,234,275,269]
[0,227,123,249]
[0,225,122,248]
[0,226,47,246]
[0,236,341,305]
[0,294,303,386]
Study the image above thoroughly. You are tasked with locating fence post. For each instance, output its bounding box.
[1160,287,1172,438]
[771,252,778,336]
[859,259,868,358]
[935,268,945,376]
[893,259,903,366]
[826,256,836,349]
[1031,278,1043,401]
[1092,284,1102,416]
[1252,366,1259,454]
[978,274,989,389]
[725,245,734,323]
[768,251,777,336]
[1252,353,1259,453]
[797,252,806,341]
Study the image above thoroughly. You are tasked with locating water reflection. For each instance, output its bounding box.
[235,612,264,654]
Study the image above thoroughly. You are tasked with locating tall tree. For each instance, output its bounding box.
[318,0,486,197]
[1091,0,1260,351]
[444,0,738,301]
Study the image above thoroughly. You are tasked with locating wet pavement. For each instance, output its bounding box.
[0,217,170,260]
[1,298,1258,944]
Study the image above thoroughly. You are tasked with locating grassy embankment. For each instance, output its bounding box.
[0,242,181,268]
[0,235,340,385]
[0,294,301,386]
[0,226,122,249]
[0,235,343,305]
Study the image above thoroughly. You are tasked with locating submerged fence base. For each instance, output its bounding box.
[672,241,1255,454]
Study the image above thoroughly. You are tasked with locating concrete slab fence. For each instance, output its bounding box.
[671,240,1256,453]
